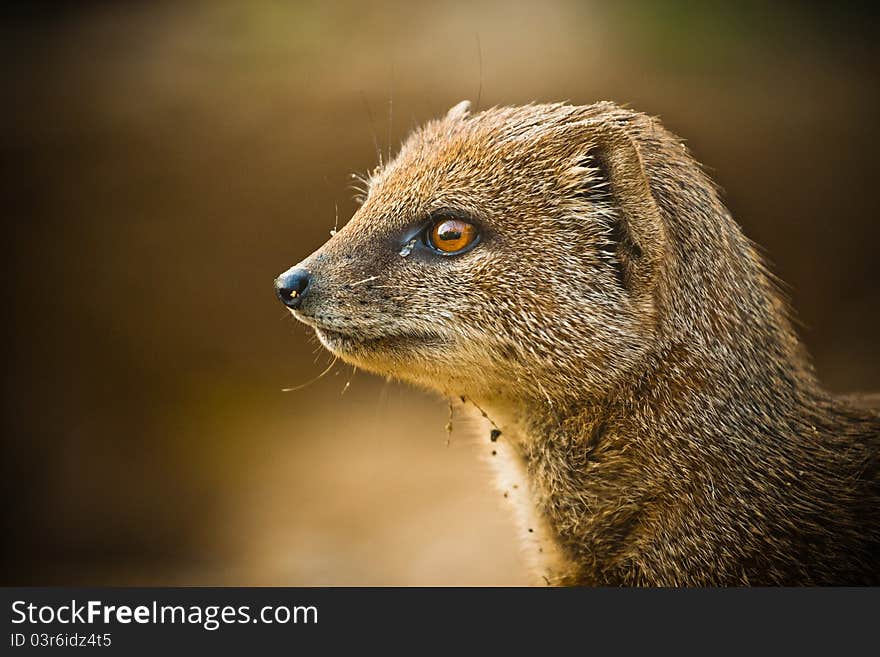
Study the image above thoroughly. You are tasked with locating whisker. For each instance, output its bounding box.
[282,355,339,392]
[331,201,339,236]
[387,63,394,165]
[350,275,380,287]
[350,171,370,187]
[475,32,483,111]
[341,365,357,396]
[359,90,383,168]
[377,376,391,410]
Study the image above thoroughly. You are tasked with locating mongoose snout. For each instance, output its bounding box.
[275,267,311,310]
[276,99,880,585]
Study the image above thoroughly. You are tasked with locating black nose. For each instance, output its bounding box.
[275,267,311,309]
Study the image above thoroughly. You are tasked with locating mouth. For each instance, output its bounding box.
[315,326,445,353]
[286,308,446,355]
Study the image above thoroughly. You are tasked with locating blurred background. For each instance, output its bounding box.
[2,1,879,585]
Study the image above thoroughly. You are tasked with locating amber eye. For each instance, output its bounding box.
[428,217,478,254]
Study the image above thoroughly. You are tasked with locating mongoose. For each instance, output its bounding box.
[275,100,880,585]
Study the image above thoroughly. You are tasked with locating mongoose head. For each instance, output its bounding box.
[276,101,673,406]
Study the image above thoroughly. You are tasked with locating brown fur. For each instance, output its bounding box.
[278,101,880,585]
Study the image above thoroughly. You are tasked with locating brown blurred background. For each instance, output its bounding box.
[2,1,879,585]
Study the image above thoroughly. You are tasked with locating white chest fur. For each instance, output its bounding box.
[468,407,574,585]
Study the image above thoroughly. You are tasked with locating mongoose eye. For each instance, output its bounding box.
[427,217,478,254]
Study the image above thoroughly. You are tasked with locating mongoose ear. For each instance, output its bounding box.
[575,120,666,299]
[445,100,472,121]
